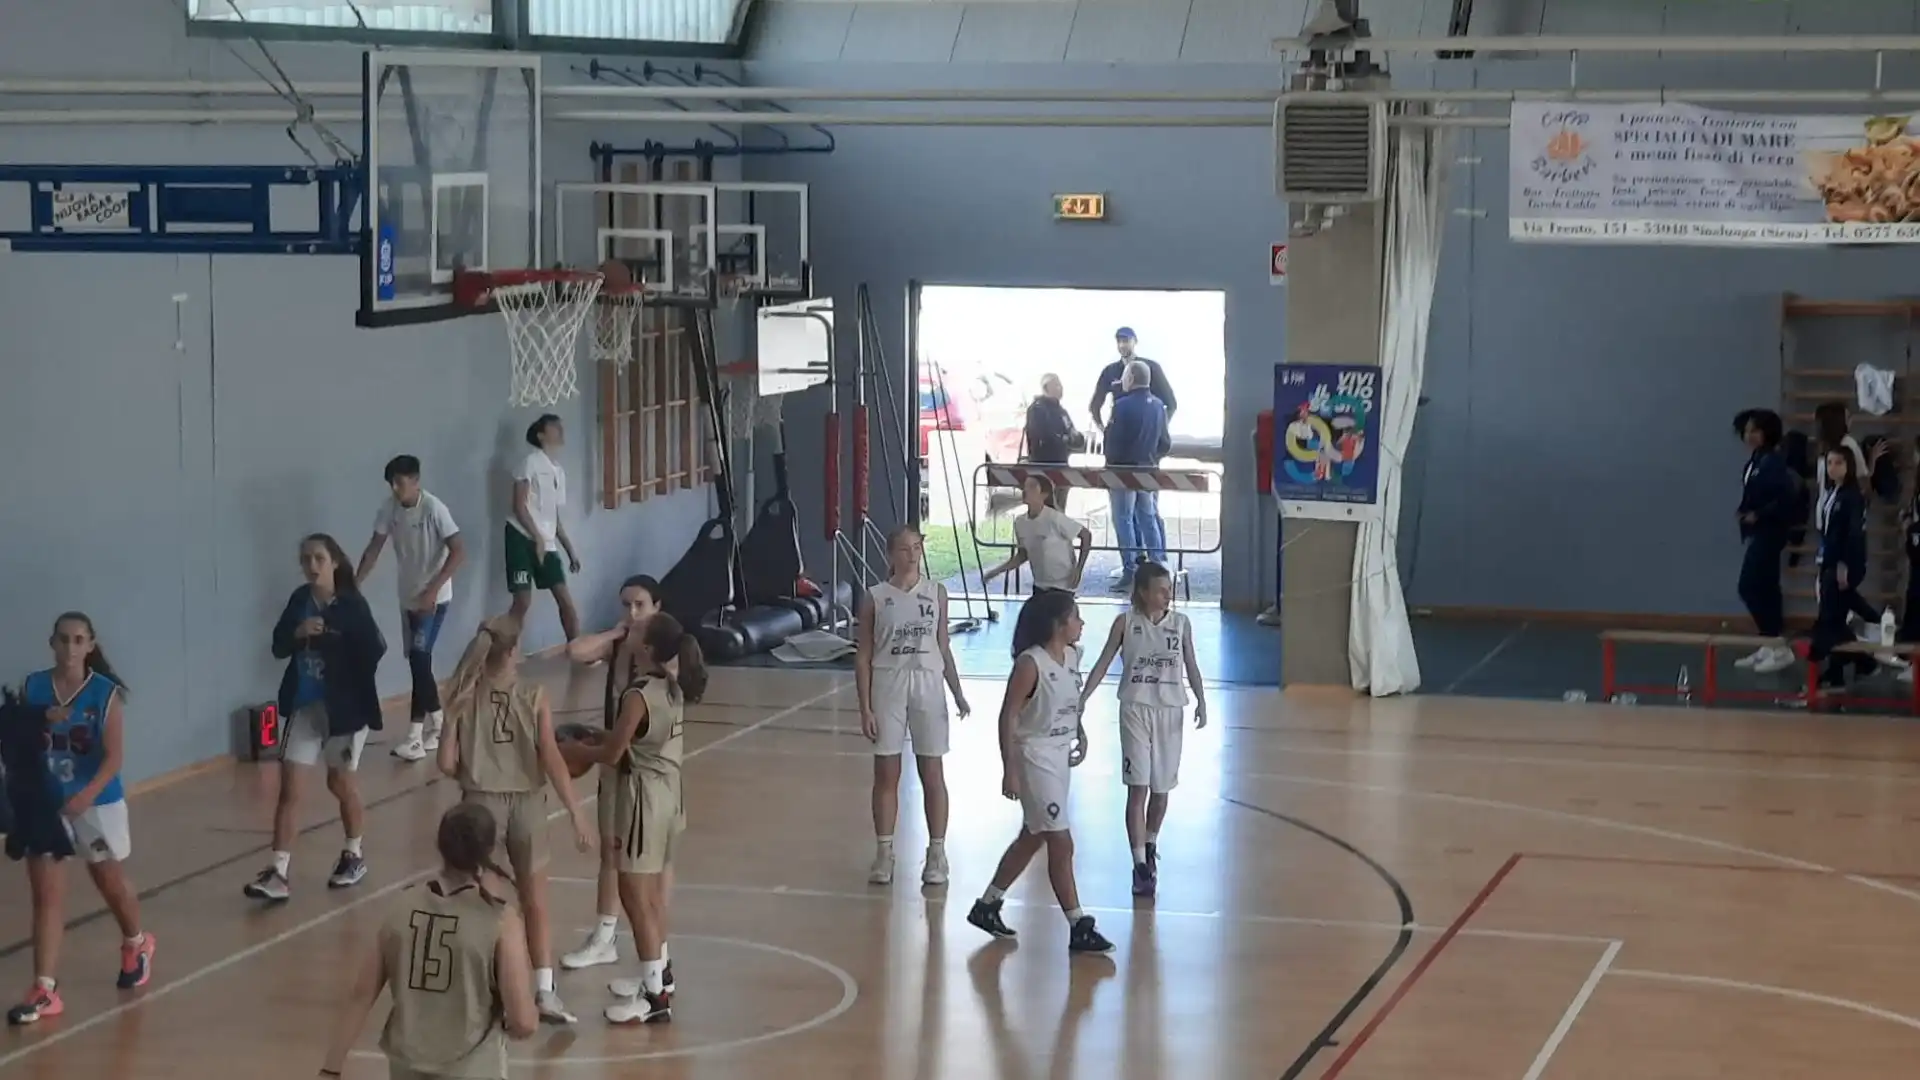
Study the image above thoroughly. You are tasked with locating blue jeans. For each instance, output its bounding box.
[1109,488,1167,571]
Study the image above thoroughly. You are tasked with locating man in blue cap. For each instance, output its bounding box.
[1087,327,1177,433]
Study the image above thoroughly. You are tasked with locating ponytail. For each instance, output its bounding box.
[436,802,516,904]
[639,614,707,704]
[52,612,128,696]
[675,635,708,704]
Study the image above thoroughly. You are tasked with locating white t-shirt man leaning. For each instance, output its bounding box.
[354,454,465,761]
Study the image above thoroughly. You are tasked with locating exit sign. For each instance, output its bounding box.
[1052,193,1107,221]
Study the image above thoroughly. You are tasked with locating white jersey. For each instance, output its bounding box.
[1119,610,1191,707]
[1015,645,1082,746]
[870,579,944,672]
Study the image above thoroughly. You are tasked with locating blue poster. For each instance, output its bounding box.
[1273,363,1383,516]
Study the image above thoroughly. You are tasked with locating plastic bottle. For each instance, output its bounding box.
[1883,608,1898,647]
[1676,666,1691,704]
[1562,690,1587,703]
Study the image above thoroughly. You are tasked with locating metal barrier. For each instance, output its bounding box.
[964,462,1223,599]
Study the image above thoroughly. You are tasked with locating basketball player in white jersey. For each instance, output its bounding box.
[318,802,537,1080]
[855,526,971,887]
[966,590,1114,955]
[1080,561,1208,898]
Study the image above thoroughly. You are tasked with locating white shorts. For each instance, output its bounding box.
[1014,741,1072,834]
[66,799,132,864]
[872,668,950,757]
[1119,703,1186,793]
[282,703,368,771]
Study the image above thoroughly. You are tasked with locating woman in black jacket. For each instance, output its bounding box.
[1733,410,1799,674]
[243,533,387,904]
[1811,448,1876,688]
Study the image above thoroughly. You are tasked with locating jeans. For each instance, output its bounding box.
[1108,488,1167,571]
[401,602,450,718]
[1736,534,1785,638]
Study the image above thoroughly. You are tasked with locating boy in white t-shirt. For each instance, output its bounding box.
[982,475,1092,595]
[355,455,465,761]
[506,414,583,642]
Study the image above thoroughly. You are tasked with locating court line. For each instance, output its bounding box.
[1520,940,1620,1080]
[545,877,1615,946]
[1441,621,1529,694]
[1318,854,1523,1080]
[1225,724,1920,770]
[1246,772,1920,906]
[1609,968,1920,1033]
[1220,800,1416,1080]
[1524,851,1920,884]
[0,680,853,1071]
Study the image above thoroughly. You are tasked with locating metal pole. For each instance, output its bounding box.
[1283,34,1920,53]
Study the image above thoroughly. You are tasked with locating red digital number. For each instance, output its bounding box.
[259,705,279,747]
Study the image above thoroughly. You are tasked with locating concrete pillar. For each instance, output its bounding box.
[1279,201,1384,687]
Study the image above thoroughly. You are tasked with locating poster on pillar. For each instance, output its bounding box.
[1273,363,1383,522]
[1510,101,1920,245]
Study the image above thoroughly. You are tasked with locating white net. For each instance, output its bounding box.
[592,289,645,365]
[723,367,786,439]
[492,274,604,407]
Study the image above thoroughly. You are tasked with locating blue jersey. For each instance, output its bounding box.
[21,669,124,806]
[292,595,327,711]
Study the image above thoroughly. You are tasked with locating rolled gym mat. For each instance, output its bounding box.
[691,617,750,662]
[731,605,808,653]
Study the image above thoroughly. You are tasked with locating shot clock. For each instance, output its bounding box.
[247,703,282,762]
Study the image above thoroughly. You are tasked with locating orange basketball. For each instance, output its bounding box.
[599,258,635,292]
[555,723,602,779]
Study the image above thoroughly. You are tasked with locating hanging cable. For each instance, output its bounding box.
[162,0,360,164]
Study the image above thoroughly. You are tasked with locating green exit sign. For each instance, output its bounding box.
[1052,193,1108,220]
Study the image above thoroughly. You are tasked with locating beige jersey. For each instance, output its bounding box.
[620,676,685,813]
[377,879,508,1080]
[457,677,545,794]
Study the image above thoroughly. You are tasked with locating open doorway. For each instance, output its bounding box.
[912,284,1228,617]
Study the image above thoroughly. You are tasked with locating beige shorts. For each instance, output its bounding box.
[610,774,684,875]
[596,767,618,840]
[461,790,549,875]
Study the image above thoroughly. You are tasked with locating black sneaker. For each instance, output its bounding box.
[1131,862,1155,897]
[1069,916,1114,954]
[327,852,368,889]
[243,868,291,902]
[967,899,1017,939]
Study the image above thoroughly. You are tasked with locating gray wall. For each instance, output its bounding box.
[745,10,1920,618]
[0,0,722,783]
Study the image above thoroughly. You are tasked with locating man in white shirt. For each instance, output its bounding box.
[355,454,466,761]
[982,474,1093,594]
[506,414,583,642]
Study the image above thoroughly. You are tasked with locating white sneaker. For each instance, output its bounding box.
[422,719,442,753]
[868,850,894,885]
[921,848,949,886]
[1880,652,1911,671]
[605,991,670,1025]
[1733,647,1769,670]
[390,736,426,762]
[1752,645,1798,675]
[536,989,577,1024]
[561,932,619,971]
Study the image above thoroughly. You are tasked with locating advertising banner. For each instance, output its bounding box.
[1273,363,1382,522]
[1509,101,1920,245]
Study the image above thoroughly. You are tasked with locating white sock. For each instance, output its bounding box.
[877,835,894,854]
[344,836,364,857]
[406,720,424,742]
[125,933,144,947]
[981,885,1006,903]
[1131,845,1147,865]
[1064,907,1085,924]
[928,838,945,854]
[1146,831,1159,845]
[34,976,54,992]
[272,851,292,878]
[641,958,667,995]
[595,915,619,940]
[535,967,555,993]
[660,942,670,964]
[426,709,444,734]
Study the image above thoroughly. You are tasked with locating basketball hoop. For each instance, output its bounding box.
[456,269,604,408]
[720,361,785,438]
[592,285,646,365]
[716,273,753,314]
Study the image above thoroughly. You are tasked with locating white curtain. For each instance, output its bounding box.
[1350,119,1450,695]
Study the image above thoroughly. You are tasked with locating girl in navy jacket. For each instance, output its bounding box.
[1811,448,1875,687]
[243,533,386,903]
[1733,410,1799,673]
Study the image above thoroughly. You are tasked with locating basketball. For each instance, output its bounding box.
[599,257,634,292]
[555,723,602,779]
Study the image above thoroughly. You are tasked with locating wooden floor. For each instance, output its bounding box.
[4,658,1920,1078]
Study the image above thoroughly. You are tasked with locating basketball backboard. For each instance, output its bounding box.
[358,50,540,328]
[705,182,811,299]
[553,180,717,306]
[756,297,833,396]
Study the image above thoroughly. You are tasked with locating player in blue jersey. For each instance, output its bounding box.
[8,612,154,1025]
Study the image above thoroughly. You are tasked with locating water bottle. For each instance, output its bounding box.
[1611,692,1638,706]
[1883,608,1898,647]
[1676,666,1691,704]
[1562,690,1587,703]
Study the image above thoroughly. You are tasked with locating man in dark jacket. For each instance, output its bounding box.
[1733,409,1798,674]
[1088,327,1177,432]
[1103,361,1171,583]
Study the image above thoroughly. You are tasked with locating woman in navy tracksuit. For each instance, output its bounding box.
[1733,410,1799,673]
[1811,447,1875,687]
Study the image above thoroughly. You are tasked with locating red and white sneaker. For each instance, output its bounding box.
[118,932,156,989]
[6,982,62,1025]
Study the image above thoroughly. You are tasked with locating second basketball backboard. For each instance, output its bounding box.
[704,182,811,299]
